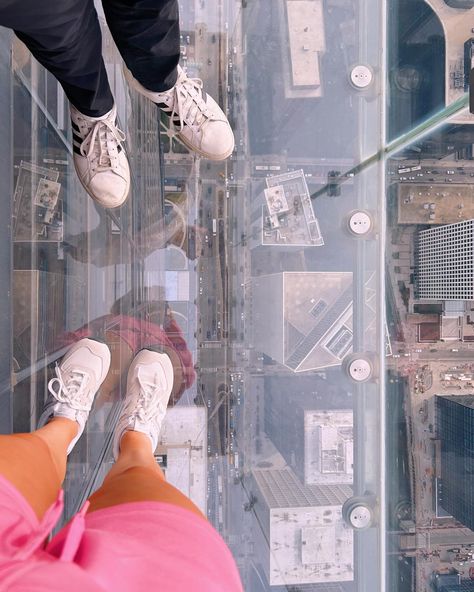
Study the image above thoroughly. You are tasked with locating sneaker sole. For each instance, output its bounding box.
[176,130,234,161]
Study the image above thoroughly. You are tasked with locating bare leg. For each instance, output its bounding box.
[0,418,78,519]
[87,431,205,519]
[104,431,161,479]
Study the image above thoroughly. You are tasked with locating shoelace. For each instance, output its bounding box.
[127,368,166,424]
[47,365,91,412]
[168,74,212,133]
[79,117,126,170]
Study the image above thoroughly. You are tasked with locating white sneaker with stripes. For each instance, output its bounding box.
[124,65,235,161]
[70,104,130,209]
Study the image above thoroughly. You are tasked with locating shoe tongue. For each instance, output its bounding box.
[87,106,115,122]
[176,66,188,83]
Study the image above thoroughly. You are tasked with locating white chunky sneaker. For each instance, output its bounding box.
[38,338,111,454]
[124,65,235,161]
[70,104,130,208]
[113,349,174,460]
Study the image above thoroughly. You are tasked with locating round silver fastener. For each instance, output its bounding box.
[349,505,372,529]
[348,211,373,235]
[350,65,373,89]
[348,358,373,382]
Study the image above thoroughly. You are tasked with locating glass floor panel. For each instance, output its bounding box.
[1,0,474,590]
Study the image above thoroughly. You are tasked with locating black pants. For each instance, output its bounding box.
[0,0,180,117]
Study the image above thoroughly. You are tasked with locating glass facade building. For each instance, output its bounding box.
[437,582,474,592]
[436,395,474,530]
[417,220,474,300]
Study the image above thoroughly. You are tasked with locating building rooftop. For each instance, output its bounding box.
[438,394,474,408]
[304,410,354,485]
[259,170,324,247]
[398,184,474,225]
[252,271,380,372]
[418,320,441,342]
[253,467,353,508]
[156,406,207,513]
[252,468,353,586]
[268,509,354,585]
[416,219,474,301]
[441,316,462,340]
[284,0,326,98]
[251,271,352,372]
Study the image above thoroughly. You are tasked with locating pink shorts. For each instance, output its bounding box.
[0,475,243,591]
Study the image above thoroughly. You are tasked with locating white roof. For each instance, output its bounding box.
[304,410,354,485]
[158,406,207,513]
[287,0,325,88]
[269,505,353,585]
[301,525,336,565]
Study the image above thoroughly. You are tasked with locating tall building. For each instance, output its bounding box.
[304,410,353,485]
[278,0,326,99]
[155,406,208,514]
[264,391,353,485]
[251,467,353,587]
[249,169,324,249]
[436,395,474,529]
[416,219,474,300]
[436,580,474,592]
[251,271,354,372]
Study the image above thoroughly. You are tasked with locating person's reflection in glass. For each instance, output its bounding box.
[59,289,196,410]
[63,199,206,266]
